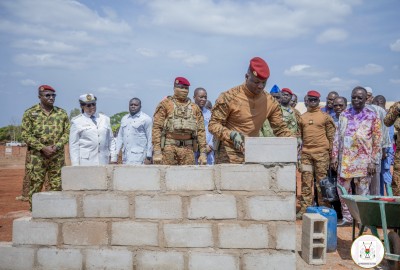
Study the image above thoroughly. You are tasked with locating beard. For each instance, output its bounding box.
[173,87,189,100]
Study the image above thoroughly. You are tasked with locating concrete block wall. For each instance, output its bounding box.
[0,137,297,270]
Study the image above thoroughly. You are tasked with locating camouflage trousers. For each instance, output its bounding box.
[338,176,370,222]
[162,145,195,165]
[27,150,65,208]
[299,151,330,213]
[215,143,244,164]
[393,150,400,196]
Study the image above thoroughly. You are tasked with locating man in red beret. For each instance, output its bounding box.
[297,90,336,219]
[152,77,207,165]
[21,84,70,209]
[208,57,292,164]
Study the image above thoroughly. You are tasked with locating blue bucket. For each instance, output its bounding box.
[306,206,337,252]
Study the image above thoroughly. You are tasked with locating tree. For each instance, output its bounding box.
[69,108,81,120]
[110,111,129,135]
[0,125,22,142]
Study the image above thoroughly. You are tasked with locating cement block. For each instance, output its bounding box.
[111,221,158,246]
[137,251,184,270]
[244,137,297,163]
[86,248,133,270]
[188,194,237,219]
[32,192,77,218]
[113,166,161,191]
[164,223,213,247]
[37,248,82,270]
[218,224,268,249]
[0,243,34,270]
[135,195,182,219]
[63,221,108,245]
[220,164,270,191]
[301,213,327,265]
[189,252,239,270]
[243,251,296,270]
[83,193,130,218]
[276,223,296,250]
[62,166,108,190]
[246,195,295,221]
[275,165,296,192]
[165,166,214,191]
[12,217,58,245]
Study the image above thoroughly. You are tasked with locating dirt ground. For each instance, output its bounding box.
[0,151,392,269]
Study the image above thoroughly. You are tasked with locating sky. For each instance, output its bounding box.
[0,0,399,127]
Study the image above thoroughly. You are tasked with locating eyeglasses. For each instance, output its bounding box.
[82,103,96,108]
[41,94,56,98]
[308,98,319,102]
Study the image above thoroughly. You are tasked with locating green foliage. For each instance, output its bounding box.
[0,125,22,142]
[69,108,81,120]
[110,111,129,135]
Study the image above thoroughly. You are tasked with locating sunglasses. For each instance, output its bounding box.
[308,98,319,102]
[82,103,96,108]
[41,93,56,98]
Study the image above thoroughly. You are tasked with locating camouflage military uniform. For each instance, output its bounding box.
[384,102,400,196]
[21,104,70,206]
[298,108,336,213]
[260,105,300,139]
[152,96,206,165]
[209,83,292,164]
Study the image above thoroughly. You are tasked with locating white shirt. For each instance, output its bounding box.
[114,111,153,164]
[69,113,116,166]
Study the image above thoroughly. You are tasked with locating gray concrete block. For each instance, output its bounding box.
[301,213,327,265]
[37,248,82,270]
[165,166,214,191]
[12,217,58,245]
[0,243,35,270]
[62,166,108,190]
[86,248,133,270]
[246,195,296,221]
[113,166,161,191]
[32,192,78,218]
[189,252,239,270]
[275,165,296,192]
[276,223,296,250]
[188,194,237,219]
[244,137,297,163]
[218,224,268,249]
[243,251,296,270]
[135,195,182,219]
[220,164,270,191]
[83,193,130,218]
[63,221,108,245]
[164,223,213,247]
[136,251,184,270]
[111,221,158,246]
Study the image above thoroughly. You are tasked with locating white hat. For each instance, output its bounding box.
[79,93,96,103]
[364,87,373,94]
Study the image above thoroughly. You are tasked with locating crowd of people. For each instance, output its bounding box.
[19,57,400,228]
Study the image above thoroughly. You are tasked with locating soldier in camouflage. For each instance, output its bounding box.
[384,101,400,196]
[21,85,70,209]
[209,57,292,164]
[152,77,207,165]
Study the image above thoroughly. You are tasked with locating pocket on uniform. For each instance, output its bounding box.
[131,146,145,154]
[80,149,90,159]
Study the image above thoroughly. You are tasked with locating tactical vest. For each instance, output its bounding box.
[165,98,197,134]
[281,106,298,134]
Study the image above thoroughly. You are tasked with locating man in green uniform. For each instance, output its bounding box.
[209,57,292,164]
[21,85,70,208]
[384,101,400,196]
[152,77,207,165]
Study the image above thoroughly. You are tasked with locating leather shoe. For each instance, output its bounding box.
[337,219,352,227]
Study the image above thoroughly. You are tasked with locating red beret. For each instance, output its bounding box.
[174,77,190,86]
[307,90,320,98]
[38,84,55,92]
[281,88,293,95]
[249,57,270,80]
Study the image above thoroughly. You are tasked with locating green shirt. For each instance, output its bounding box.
[21,103,70,152]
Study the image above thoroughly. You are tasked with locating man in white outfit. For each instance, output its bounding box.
[69,94,116,166]
[114,98,153,164]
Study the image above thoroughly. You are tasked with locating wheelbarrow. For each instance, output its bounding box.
[338,185,400,269]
